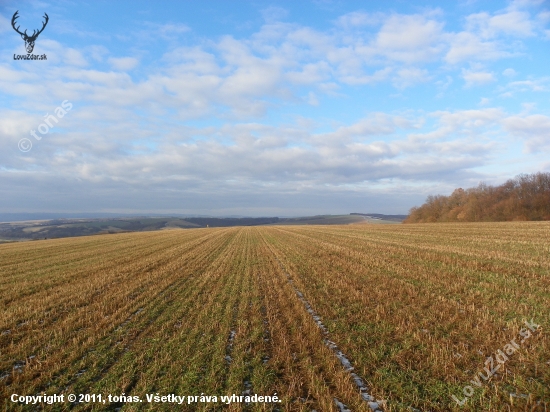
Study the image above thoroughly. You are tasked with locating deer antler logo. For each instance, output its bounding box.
[12,11,49,54]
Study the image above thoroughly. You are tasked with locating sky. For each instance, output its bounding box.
[0,0,549,217]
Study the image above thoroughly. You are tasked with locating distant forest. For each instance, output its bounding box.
[405,172,550,223]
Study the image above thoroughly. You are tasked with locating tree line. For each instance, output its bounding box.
[404,172,550,223]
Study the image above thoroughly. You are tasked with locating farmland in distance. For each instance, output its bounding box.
[1,223,548,411]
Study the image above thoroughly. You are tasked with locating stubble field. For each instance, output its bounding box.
[1,223,548,411]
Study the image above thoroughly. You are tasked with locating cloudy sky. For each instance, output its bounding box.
[1,0,549,216]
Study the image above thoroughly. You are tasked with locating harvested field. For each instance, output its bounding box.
[1,223,548,411]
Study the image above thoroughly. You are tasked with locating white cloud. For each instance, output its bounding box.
[338,67,392,85]
[64,49,88,67]
[393,68,430,89]
[436,108,503,128]
[306,92,319,106]
[261,6,289,22]
[443,2,545,64]
[317,113,410,143]
[29,40,89,67]
[511,0,545,6]
[0,13,10,33]
[499,77,550,96]
[406,108,504,142]
[1,105,503,190]
[537,10,550,23]
[508,79,548,91]
[373,14,445,63]
[285,62,331,85]
[466,10,534,38]
[445,32,508,64]
[462,69,496,87]
[108,57,139,71]
[151,22,191,39]
[336,11,382,28]
[0,66,26,83]
[87,45,109,62]
[503,114,550,152]
[502,68,517,77]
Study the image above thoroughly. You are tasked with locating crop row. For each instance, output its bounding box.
[1,223,548,411]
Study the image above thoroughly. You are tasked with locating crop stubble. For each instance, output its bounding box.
[1,222,548,411]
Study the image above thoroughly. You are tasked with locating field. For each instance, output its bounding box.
[1,223,548,411]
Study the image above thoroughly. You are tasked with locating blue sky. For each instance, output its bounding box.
[0,0,549,216]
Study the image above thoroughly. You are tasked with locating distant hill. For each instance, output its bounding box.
[184,217,279,227]
[0,214,381,242]
[0,212,133,222]
[274,215,366,225]
[405,172,550,223]
[350,213,408,222]
[0,217,280,241]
